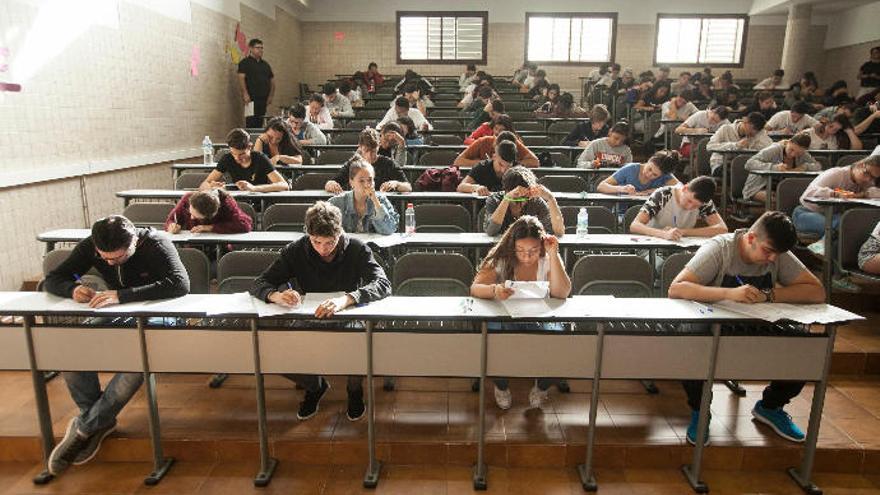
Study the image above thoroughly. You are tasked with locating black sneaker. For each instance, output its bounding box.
[297,378,330,421]
[48,418,89,476]
[73,420,116,465]
[347,391,366,421]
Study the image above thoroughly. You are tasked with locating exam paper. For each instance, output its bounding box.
[503,281,549,299]
[502,298,554,319]
[253,292,345,317]
[205,292,256,315]
[713,301,863,324]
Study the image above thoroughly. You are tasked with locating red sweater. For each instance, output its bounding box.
[464,123,493,145]
[164,192,253,234]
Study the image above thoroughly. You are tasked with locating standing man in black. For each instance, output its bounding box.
[238,38,275,128]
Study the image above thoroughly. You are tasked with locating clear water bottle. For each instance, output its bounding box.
[576,207,589,237]
[405,203,416,235]
[202,135,213,165]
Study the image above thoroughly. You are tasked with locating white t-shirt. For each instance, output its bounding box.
[494,256,551,283]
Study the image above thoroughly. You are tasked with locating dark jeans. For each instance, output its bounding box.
[682,379,805,411]
[245,98,268,128]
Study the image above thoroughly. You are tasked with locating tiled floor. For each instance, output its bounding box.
[1,461,880,494]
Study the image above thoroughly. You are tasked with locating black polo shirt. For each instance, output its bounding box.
[216,151,275,185]
[467,159,503,192]
[238,56,274,99]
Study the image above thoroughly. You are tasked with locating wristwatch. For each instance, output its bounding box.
[761,287,775,303]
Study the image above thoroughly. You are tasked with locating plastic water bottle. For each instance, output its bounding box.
[202,136,213,165]
[405,203,416,235]
[576,207,589,237]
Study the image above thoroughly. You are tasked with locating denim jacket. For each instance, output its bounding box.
[328,191,400,235]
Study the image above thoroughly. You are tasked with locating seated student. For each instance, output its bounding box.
[671,71,694,96]
[625,75,653,106]
[540,92,588,118]
[814,102,856,123]
[562,104,610,147]
[669,211,825,445]
[858,220,880,274]
[662,92,699,121]
[254,117,304,165]
[377,96,432,131]
[524,69,548,95]
[854,98,880,136]
[457,139,518,196]
[484,167,565,236]
[765,101,818,134]
[364,62,384,91]
[165,189,253,234]
[252,201,391,421]
[634,82,671,113]
[325,128,411,194]
[611,67,636,96]
[306,93,334,130]
[44,215,189,476]
[807,114,862,150]
[742,133,819,203]
[397,81,433,117]
[630,176,727,241]
[458,72,491,108]
[675,105,731,158]
[793,155,880,238]
[200,128,289,192]
[754,69,787,90]
[576,122,633,168]
[534,83,560,111]
[467,91,503,131]
[597,150,681,196]
[328,158,400,235]
[394,116,423,146]
[745,91,779,121]
[784,72,823,111]
[288,103,327,145]
[466,113,513,146]
[713,71,742,110]
[339,80,363,108]
[823,80,852,107]
[323,83,355,118]
[377,122,408,165]
[459,64,477,92]
[706,112,772,176]
[512,63,533,87]
[470,215,571,410]
[656,65,672,84]
[691,79,715,107]
[590,63,620,87]
[454,130,539,168]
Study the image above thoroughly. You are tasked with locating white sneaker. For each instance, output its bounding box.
[493,386,512,410]
[528,383,549,409]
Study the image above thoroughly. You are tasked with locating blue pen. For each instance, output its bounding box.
[73,273,83,284]
[735,275,745,286]
[287,281,294,291]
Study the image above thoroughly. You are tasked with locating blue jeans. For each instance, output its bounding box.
[488,321,564,391]
[64,316,178,436]
[793,205,839,238]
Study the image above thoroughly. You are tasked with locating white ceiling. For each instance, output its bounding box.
[749,0,878,15]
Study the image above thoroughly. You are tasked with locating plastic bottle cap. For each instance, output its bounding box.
[407,203,414,208]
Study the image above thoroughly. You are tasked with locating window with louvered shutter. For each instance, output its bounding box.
[654,15,748,67]
[397,12,487,64]
[525,13,617,64]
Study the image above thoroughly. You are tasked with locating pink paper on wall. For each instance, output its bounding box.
[190,44,201,77]
[334,32,345,41]
[235,23,248,54]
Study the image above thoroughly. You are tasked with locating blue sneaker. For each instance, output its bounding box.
[752,400,805,443]
[686,410,710,446]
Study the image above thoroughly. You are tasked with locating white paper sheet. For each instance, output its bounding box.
[244,101,255,117]
[503,281,549,299]
[48,298,92,312]
[253,292,346,317]
[713,301,863,324]
[501,298,554,319]
[205,293,256,315]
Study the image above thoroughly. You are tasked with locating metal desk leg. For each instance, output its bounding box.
[473,321,488,490]
[136,317,174,485]
[682,323,721,494]
[24,316,54,485]
[363,320,382,488]
[577,322,605,491]
[822,207,834,302]
[787,325,837,495]
[720,158,729,217]
[765,175,773,211]
[251,318,277,487]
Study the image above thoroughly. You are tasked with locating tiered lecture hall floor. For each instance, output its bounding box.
[0,310,879,493]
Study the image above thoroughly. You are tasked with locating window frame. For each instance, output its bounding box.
[395,11,489,65]
[652,13,749,68]
[523,12,618,66]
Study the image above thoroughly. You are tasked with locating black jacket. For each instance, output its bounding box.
[252,235,391,304]
[45,228,190,303]
[561,120,610,147]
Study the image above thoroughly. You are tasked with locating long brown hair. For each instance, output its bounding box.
[479,215,547,281]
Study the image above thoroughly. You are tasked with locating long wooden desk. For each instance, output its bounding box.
[0,292,861,493]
